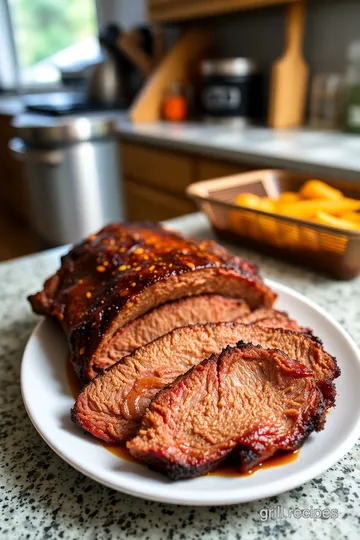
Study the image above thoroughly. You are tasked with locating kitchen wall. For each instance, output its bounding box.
[96,0,147,30]
[213,0,360,74]
[211,0,360,110]
[97,0,360,75]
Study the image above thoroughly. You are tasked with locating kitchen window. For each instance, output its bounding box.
[1,0,100,89]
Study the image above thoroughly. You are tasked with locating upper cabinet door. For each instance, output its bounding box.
[148,0,297,23]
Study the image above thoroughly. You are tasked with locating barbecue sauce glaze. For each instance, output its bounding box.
[32,223,276,381]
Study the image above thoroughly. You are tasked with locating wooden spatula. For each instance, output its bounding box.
[268,1,309,129]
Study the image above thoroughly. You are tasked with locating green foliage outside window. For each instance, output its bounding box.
[10,0,97,67]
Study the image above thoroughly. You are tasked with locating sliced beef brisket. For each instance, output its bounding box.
[126,342,325,479]
[102,295,249,372]
[72,321,338,444]
[237,308,309,332]
[28,223,276,380]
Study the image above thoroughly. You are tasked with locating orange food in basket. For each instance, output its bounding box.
[277,192,300,204]
[234,194,277,213]
[229,179,360,233]
[234,193,261,208]
[279,199,360,219]
[299,180,343,201]
[315,211,359,230]
[341,212,360,224]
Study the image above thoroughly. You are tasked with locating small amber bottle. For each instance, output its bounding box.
[163,82,188,122]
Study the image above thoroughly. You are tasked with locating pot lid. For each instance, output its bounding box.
[12,115,118,146]
[201,58,258,77]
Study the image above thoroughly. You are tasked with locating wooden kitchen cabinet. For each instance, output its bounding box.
[124,178,196,221]
[148,0,297,23]
[121,141,196,195]
[119,140,254,222]
[197,157,250,181]
[0,114,29,222]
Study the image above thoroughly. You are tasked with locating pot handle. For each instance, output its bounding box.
[9,138,63,165]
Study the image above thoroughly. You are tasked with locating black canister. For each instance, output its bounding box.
[201,58,263,124]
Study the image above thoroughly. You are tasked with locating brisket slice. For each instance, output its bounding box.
[237,308,310,333]
[102,295,250,372]
[127,342,325,480]
[72,322,338,444]
[28,222,276,381]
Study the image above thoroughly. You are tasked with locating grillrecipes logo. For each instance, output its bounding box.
[259,505,339,522]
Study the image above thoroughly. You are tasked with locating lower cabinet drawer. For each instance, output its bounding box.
[124,179,196,222]
[197,157,251,181]
[121,141,195,195]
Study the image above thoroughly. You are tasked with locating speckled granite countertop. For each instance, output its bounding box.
[1,213,359,540]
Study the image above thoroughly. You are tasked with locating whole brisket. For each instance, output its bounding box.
[29,223,276,380]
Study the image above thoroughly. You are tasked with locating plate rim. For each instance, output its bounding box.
[21,279,360,506]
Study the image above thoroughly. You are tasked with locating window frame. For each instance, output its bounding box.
[0,0,19,90]
[0,0,101,92]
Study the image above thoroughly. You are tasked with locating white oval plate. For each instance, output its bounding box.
[21,280,360,506]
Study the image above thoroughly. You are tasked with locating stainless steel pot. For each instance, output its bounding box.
[10,117,123,246]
